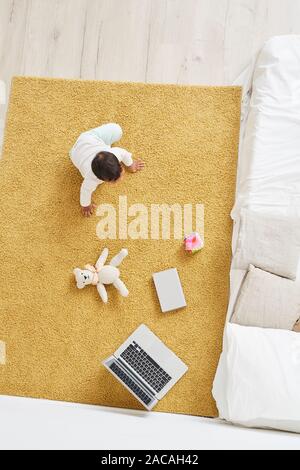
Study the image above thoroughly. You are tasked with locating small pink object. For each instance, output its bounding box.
[184,232,204,253]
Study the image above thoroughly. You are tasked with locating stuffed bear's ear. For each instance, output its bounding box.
[73,268,84,289]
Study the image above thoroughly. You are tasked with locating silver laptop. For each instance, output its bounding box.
[102,324,188,410]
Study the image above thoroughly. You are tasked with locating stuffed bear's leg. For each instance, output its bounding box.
[96,248,109,270]
[97,283,108,303]
[109,249,128,267]
[113,278,129,297]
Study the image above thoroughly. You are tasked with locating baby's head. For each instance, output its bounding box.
[92,151,123,182]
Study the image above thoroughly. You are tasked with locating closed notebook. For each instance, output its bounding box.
[152,268,187,313]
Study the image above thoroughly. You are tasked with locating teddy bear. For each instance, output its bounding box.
[73,248,129,303]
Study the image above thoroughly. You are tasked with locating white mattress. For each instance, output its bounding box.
[213,35,300,433]
[233,36,300,221]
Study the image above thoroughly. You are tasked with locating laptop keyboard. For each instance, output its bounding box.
[109,362,152,406]
[121,342,172,393]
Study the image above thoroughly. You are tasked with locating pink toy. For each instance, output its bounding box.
[184,232,204,253]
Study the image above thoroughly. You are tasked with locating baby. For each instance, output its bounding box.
[70,123,144,216]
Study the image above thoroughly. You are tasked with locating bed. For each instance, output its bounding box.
[212,35,300,433]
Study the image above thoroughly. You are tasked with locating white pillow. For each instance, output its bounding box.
[215,323,300,433]
[231,265,300,330]
[233,209,300,279]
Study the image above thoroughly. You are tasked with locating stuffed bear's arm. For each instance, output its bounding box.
[110,249,128,267]
[97,283,108,303]
[96,248,109,270]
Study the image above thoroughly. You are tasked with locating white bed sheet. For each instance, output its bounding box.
[213,35,300,433]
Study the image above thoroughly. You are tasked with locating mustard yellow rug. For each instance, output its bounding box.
[0,77,240,417]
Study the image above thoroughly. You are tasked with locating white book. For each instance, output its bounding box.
[152,268,187,313]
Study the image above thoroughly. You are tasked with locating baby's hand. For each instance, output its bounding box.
[82,203,96,217]
[129,159,145,173]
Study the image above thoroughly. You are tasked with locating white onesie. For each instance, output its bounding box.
[70,123,133,207]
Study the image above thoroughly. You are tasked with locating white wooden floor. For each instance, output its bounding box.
[1,0,300,144]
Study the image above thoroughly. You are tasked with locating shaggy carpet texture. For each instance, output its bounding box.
[0,77,241,417]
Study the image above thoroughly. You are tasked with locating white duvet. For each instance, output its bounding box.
[213,35,300,433]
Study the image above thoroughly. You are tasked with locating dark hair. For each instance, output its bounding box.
[91,151,122,181]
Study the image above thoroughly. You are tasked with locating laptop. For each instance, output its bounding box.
[102,324,188,410]
[153,268,187,313]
